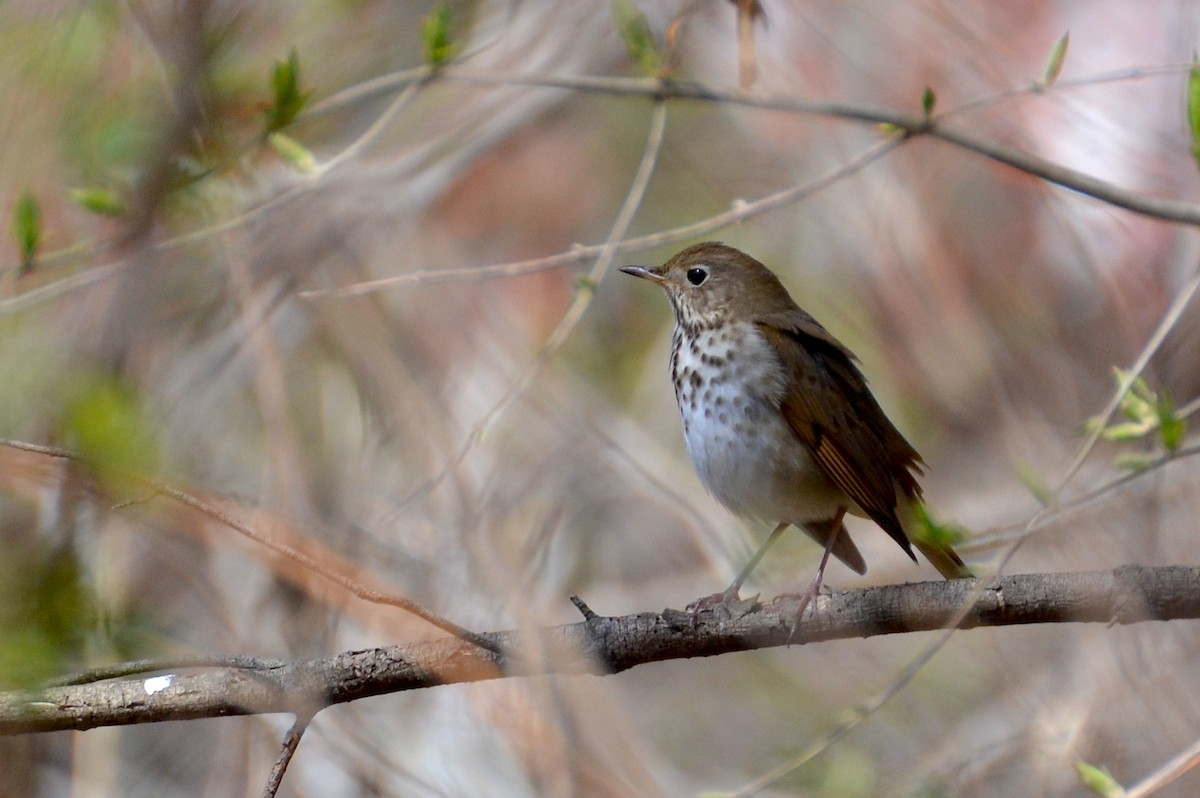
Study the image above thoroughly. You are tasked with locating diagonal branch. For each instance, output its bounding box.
[2,565,1196,736]
[0,439,500,655]
[439,70,1200,226]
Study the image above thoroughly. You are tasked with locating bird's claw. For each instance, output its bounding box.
[683,587,760,626]
[776,584,826,644]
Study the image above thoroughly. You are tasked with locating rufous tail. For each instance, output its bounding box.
[912,539,972,579]
[899,497,973,579]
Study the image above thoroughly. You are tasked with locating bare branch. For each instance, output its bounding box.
[439,70,1200,226]
[1125,733,1200,798]
[299,135,901,299]
[261,712,314,798]
[14,65,1198,315]
[2,566,1195,736]
[0,439,500,655]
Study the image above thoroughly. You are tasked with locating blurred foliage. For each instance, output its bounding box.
[1083,369,1188,469]
[921,85,937,118]
[263,48,312,134]
[67,186,128,217]
[267,131,317,173]
[1188,54,1200,169]
[422,2,458,68]
[0,541,95,689]
[611,0,661,76]
[1039,31,1070,89]
[817,747,878,797]
[1,2,1198,796]
[59,373,159,479]
[1076,761,1126,798]
[1016,459,1054,506]
[912,501,971,548]
[10,188,40,273]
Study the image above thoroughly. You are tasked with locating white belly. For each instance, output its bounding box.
[672,321,847,525]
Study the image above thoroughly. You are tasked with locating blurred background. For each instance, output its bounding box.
[2,0,1199,795]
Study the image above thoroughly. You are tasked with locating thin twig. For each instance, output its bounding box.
[434,69,1200,225]
[0,77,428,317]
[730,621,962,797]
[1124,733,1200,798]
[261,712,315,798]
[388,99,670,511]
[569,595,598,621]
[1044,261,1200,518]
[963,444,1200,553]
[732,259,1200,792]
[946,62,1196,119]
[927,122,1200,226]
[0,439,501,655]
[299,134,902,298]
[13,65,1199,313]
[154,481,499,653]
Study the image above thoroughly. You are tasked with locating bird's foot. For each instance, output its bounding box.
[683,585,760,627]
[776,582,830,645]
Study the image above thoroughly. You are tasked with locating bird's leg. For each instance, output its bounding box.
[686,521,790,625]
[729,521,790,595]
[786,507,846,644]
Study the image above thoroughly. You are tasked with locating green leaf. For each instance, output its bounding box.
[1129,373,1155,403]
[1086,369,1189,463]
[1101,421,1154,442]
[68,187,128,217]
[422,3,458,69]
[268,132,317,173]
[1041,31,1070,87]
[1118,373,1155,423]
[1076,761,1126,798]
[1015,460,1053,506]
[11,188,41,273]
[1155,391,1187,453]
[1084,369,1185,468]
[921,85,937,118]
[911,502,968,547]
[1087,369,1155,442]
[1188,54,1200,169]
[0,540,103,689]
[612,0,661,76]
[264,48,312,134]
[0,557,92,688]
[1114,452,1154,473]
[60,374,159,478]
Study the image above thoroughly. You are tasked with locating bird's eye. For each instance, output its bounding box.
[686,267,708,286]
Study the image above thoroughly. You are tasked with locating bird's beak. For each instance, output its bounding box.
[619,265,666,284]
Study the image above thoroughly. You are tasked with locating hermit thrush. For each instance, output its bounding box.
[621,242,970,627]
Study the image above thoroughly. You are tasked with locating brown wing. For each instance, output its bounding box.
[755,315,921,562]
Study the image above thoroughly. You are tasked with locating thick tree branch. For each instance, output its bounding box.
[1,565,1197,736]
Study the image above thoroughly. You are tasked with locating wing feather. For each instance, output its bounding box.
[755,317,918,560]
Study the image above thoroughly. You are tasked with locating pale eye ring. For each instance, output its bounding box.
[686,267,708,286]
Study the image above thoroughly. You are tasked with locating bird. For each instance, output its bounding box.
[620,242,970,630]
